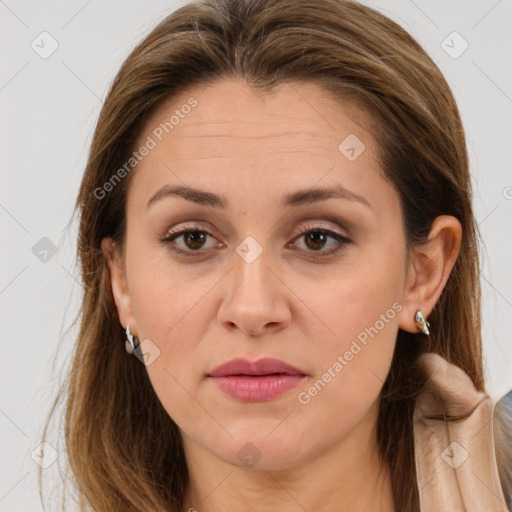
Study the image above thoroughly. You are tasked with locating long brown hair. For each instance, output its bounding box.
[40,0,511,510]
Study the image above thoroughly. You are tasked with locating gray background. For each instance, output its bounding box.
[1,0,511,510]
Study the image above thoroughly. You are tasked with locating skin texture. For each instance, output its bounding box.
[103,78,462,512]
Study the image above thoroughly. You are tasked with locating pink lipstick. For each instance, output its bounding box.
[208,357,307,402]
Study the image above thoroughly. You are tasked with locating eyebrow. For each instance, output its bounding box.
[146,184,371,210]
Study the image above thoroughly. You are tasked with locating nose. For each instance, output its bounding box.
[217,245,291,337]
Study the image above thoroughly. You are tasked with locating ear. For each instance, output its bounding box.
[398,215,462,334]
[101,237,138,336]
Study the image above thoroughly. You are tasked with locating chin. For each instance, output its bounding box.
[205,424,323,471]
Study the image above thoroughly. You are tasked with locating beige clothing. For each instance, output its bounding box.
[413,353,509,511]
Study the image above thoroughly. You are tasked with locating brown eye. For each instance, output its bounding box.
[182,231,208,250]
[161,227,222,255]
[304,231,329,251]
[291,228,353,257]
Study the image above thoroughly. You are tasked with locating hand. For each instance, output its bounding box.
[413,352,508,512]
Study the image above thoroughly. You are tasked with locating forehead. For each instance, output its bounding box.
[142,78,375,152]
[128,77,394,215]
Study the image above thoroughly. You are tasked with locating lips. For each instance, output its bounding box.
[208,357,307,402]
[208,357,307,378]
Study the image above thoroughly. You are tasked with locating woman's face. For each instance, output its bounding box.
[109,78,415,469]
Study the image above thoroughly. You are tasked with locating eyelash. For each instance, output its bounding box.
[159,224,353,258]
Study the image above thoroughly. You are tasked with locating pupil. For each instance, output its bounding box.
[185,231,206,249]
[306,232,326,250]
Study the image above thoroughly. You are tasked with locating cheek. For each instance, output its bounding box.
[124,244,224,409]
[125,236,215,344]
[298,242,404,409]
[305,239,404,349]
[290,284,400,456]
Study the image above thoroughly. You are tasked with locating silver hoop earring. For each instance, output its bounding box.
[414,310,430,336]
[125,324,139,355]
